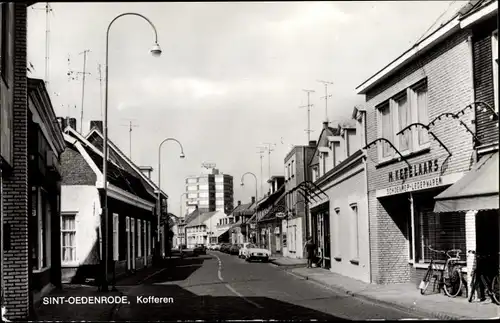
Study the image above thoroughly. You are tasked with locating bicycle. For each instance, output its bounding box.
[419,246,463,297]
[468,250,500,305]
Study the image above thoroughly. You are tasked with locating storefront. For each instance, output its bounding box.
[310,203,330,269]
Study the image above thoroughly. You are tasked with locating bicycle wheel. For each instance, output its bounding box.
[444,266,463,298]
[420,267,434,295]
[469,270,477,303]
[491,274,499,305]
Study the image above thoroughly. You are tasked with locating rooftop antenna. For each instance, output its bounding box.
[317,80,334,122]
[261,143,276,188]
[67,51,92,133]
[256,148,266,199]
[120,119,139,159]
[32,2,54,87]
[299,89,315,142]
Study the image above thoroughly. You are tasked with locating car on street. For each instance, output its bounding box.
[219,243,229,253]
[229,244,241,255]
[238,243,257,258]
[245,246,271,262]
[193,244,207,255]
[212,244,221,251]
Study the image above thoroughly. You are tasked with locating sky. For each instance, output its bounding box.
[27,1,467,217]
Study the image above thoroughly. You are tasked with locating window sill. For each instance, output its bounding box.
[349,259,360,265]
[376,147,430,169]
[33,266,51,273]
[333,256,342,262]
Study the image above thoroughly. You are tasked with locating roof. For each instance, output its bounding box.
[181,208,200,226]
[259,192,286,222]
[356,0,489,95]
[308,125,339,167]
[434,152,498,213]
[186,211,218,228]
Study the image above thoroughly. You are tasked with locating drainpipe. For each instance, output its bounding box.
[362,111,373,284]
[467,35,478,164]
[303,146,309,243]
[0,170,3,312]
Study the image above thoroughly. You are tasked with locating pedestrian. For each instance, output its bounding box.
[304,237,316,268]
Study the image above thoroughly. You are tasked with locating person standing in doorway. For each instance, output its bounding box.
[304,237,316,268]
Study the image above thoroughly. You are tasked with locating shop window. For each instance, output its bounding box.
[61,213,76,263]
[112,214,119,261]
[493,30,498,112]
[414,206,466,263]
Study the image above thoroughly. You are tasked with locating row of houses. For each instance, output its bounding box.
[218,0,498,296]
[0,3,174,320]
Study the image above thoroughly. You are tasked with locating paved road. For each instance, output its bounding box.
[112,252,426,320]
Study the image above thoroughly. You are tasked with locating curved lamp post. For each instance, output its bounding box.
[102,12,161,292]
[157,138,185,261]
[241,172,258,243]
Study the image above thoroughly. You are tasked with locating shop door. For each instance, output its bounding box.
[323,211,331,269]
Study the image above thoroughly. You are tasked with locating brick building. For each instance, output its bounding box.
[305,109,371,281]
[355,0,495,288]
[281,142,315,259]
[1,2,46,320]
[58,122,159,284]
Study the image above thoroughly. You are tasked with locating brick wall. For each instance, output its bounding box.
[60,145,97,185]
[3,3,29,319]
[364,29,475,284]
[472,17,498,148]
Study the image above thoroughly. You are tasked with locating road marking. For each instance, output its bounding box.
[211,252,263,309]
[138,267,168,284]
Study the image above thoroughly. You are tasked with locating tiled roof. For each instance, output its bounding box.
[186,211,218,228]
[182,208,200,226]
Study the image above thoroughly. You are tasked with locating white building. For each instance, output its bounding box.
[185,210,226,248]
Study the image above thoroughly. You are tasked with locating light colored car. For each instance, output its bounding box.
[244,246,271,262]
[239,243,256,258]
[213,244,221,251]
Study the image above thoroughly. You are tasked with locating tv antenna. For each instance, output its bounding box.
[32,2,54,86]
[120,119,139,159]
[260,143,276,184]
[317,80,334,122]
[67,50,92,133]
[299,89,315,142]
[256,148,266,198]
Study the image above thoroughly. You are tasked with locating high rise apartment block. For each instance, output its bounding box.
[185,163,234,215]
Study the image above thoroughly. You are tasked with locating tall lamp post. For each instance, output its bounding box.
[157,138,185,262]
[102,12,161,292]
[240,172,258,243]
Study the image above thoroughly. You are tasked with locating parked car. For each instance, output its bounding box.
[193,244,206,255]
[238,243,257,259]
[245,246,271,262]
[229,244,241,255]
[213,244,221,251]
[221,243,231,253]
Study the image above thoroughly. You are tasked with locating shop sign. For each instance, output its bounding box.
[388,159,439,183]
[385,176,443,196]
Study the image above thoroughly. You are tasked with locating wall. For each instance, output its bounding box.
[2,3,30,320]
[60,185,101,283]
[60,145,97,185]
[364,29,475,284]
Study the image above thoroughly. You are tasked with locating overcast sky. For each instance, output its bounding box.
[27,1,466,216]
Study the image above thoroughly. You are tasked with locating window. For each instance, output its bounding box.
[493,30,498,112]
[413,203,465,264]
[215,192,224,198]
[142,220,147,257]
[137,219,142,257]
[332,142,341,167]
[285,164,289,179]
[379,103,393,158]
[312,166,319,182]
[333,208,341,258]
[396,93,411,152]
[291,160,295,177]
[215,184,224,190]
[61,213,76,263]
[321,152,327,176]
[113,214,119,261]
[351,204,360,260]
[33,190,51,270]
[414,81,429,146]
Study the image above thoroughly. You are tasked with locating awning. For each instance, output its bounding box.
[434,152,499,213]
[213,227,230,238]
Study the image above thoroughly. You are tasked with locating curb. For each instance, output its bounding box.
[279,267,471,321]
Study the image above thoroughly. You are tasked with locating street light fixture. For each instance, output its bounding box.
[241,172,258,243]
[102,12,161,293]
[157,138,185,262]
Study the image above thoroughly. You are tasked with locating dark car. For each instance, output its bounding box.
[193,244,206,255]
[221,243,231,253]
[229,244,241,255]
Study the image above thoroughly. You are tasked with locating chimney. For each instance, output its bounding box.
[139,166,153,179]
[57,117,67,131]
[323,121,329,129]
[89,120,103,133]
[237,200,241,206]
[251,196,255,204]
[68,117,77,131]
[309,140,317,147]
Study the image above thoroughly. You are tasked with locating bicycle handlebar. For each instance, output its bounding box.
[427,246,461,258]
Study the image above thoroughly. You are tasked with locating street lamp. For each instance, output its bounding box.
[157,138,185,262]
[241,172,258,243]
[102,12,161,292]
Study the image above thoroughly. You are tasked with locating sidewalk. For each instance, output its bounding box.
[270,256,307,268]
[284,266,500,320]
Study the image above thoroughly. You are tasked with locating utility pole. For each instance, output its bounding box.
[299,89,315,142]
[317,80,334,122]
[261,143,276,189]
[32,3,54,86]
[97,63,104,119]
[67,51,91,133]
[120,119,139,159]
[256,148,265,199]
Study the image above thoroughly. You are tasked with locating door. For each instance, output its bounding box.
[323,211,331,269]
[131,219,136,270]
[126,217,131,270]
